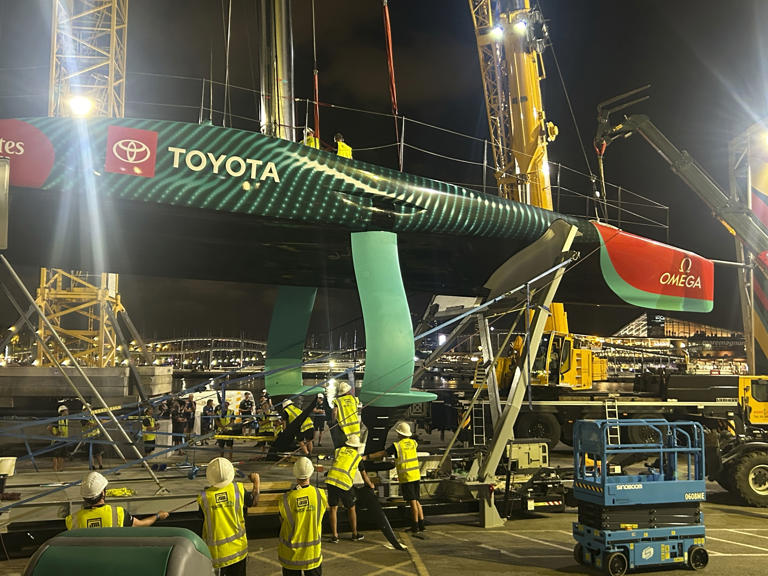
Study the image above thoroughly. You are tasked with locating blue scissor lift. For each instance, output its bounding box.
[572,419,709,576]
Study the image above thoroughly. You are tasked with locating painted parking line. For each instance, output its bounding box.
[726,529,768,540]
[505,532,574,551]
[705,536,768,552]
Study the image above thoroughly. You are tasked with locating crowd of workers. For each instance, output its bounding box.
[52,379,425,575]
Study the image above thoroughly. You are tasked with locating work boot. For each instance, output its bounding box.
[418,519,425,532]
[352,533,364,541]
[330,535,340,544]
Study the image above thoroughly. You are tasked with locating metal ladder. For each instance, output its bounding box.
[604,398,621,445]
[472,402,487,446]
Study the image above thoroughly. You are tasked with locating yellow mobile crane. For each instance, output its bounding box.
[470,0,607,390]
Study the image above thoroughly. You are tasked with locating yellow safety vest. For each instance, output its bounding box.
[304,135,320,149]
[394,438,421,483]
[54,417,69,438]
[198,482,248,569]
[259,413,276,436]
[278,485,327,571]
[66,504,126,530]
[83,417,101,439]
[326,446,362,492]
[217,409,235,429]
[336,141,352,159]
[142,416,156,442]
[285,404,313,433]
[335,395,360,437]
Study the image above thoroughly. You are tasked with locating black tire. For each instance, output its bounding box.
[515,413,561,448]
[573,543,584,565]
[734,451,768,507]
[560,420,574,447]
[716,463,735,493]
[688,546,708,570]
[625,416,664,445]
[605,551,628,576]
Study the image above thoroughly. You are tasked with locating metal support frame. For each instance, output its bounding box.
[49,0,128,118]
[474,224,578,527]
[0,256,165,492]
[104,304,149,403]
[476,313,502,426]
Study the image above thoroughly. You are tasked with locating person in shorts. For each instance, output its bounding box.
[325,434,373,543]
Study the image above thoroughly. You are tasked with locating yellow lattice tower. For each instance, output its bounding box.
[35,269,125,367]
[49,0,128,118]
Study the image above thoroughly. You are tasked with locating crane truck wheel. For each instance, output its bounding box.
[560,421,575,447]
[514,413,561,448]
[734,451,768,507]
[715,463,735,494]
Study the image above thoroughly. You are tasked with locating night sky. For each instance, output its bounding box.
[1,0,767,341]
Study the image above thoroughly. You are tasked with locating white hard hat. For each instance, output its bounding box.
[282,399,293,408]
[394,421,412,437]
[244,391,251,396]
[345,434,362,448]
[337,382,352,395]
[81,471,109,499]
[317,393,324,399]
[206,457,235,488]
[293,457,314,480]
[58,405,68,413]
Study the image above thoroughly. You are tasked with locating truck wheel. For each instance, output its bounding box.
[515,413,561,448]
[734,451,768,507]
[688,546,708,570]
[605,551,628,576]
[560,421,574,447]
[626,416,664,445]
[573,543,584,565]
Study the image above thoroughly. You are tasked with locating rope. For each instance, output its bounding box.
[311,0,321,140]
[381,0,401,167]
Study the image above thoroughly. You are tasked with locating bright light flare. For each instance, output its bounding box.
[512,20,527,36]
[67,95,94,117]
[491,26,504,41]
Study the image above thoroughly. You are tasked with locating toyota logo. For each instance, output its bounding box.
[112,139,151,164]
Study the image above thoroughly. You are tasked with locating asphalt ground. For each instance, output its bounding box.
[2,498,768,576]
[1,431,767,575]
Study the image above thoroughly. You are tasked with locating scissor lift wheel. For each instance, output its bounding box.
[573,543,584,565]
[605,551,628,576]
[688,546,709,570]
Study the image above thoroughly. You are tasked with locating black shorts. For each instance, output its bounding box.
[327,485,356,508]
[52,442,68,458]
[312,417,325,431]
[144,440,156,454]
[217,438,234,448]
[302,429,315,442]
[400,480,420,501]
[90,441,104,455]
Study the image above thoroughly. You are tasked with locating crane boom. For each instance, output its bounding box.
[469,0,557,208]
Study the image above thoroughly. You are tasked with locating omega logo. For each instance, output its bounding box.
[112,139,151,164]
[659,257,702,289]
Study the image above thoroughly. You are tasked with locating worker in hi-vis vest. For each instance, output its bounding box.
[198,457,260,575]
[48,404,69,472]
[282,399,315,455]
[278,457,328,576]
[66,471,169,529]
[141,405,158,456]
[334,133,353,159]
[332,382,360,441]
[303,127,320,149]
[325,434,374,543]
[367,421,424,536]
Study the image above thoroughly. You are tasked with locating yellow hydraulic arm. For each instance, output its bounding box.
[469,0,558,207]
